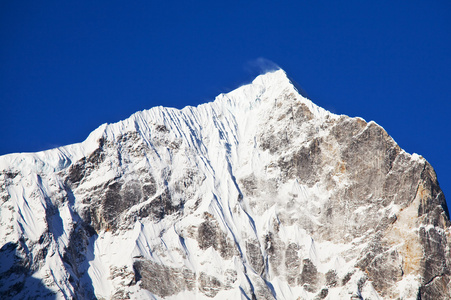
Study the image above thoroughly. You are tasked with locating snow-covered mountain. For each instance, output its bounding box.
[1,69,449,299]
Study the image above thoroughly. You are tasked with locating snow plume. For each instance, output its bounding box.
[244,57,281,75]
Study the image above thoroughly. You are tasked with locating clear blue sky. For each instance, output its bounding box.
[1,1,450,205]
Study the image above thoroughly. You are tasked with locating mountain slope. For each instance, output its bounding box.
[0,70,449,299]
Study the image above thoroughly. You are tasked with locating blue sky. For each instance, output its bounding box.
[1,1,450,204]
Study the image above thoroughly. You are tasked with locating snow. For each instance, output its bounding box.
[0,69,437,299]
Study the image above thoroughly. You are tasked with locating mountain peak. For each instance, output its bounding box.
[252,68,288,84]
[0,70,449,299]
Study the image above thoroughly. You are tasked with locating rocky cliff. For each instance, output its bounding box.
[0,70,449,299]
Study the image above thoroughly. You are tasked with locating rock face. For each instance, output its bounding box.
[0,69,450,299]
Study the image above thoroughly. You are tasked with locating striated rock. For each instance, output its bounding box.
[133,260,196,297]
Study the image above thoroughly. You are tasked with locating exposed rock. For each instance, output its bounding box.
[198,272,222,297]
[278,138,322,186]
[223,269,238,289]
[197,219,238,259]
[285,243,301,285]
[133,260,195,297]
[246,239,264,274]
[325,270,338,287]
[418,275,451,300]
[264,232,285,276]
[137,189,183,222]
[315,288,328,300]
[299,258,319,293]
[198,220,217,250]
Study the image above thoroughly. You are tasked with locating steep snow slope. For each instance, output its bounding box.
[0,70,450,299]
